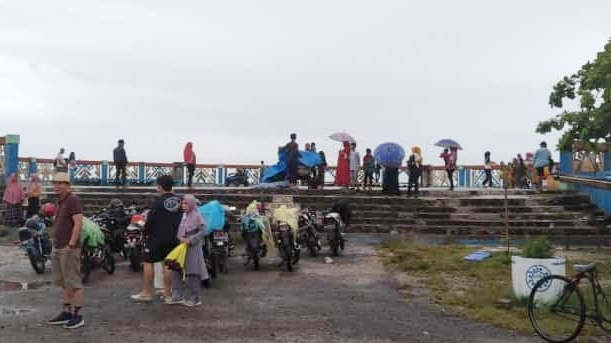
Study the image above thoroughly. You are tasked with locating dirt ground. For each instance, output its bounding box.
[0,241,539,343]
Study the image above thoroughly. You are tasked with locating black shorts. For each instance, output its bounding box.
[143,241,177,263]
[536,167,545,177]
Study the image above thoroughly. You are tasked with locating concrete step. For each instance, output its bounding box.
[350,224,605,235]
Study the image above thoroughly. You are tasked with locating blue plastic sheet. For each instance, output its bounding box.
[198,200,225,234]
[262,149,323,183]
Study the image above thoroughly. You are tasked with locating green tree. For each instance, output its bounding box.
[536,37,611,156]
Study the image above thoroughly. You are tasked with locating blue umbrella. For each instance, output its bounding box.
[434,138,463,150]
[374,142,405,168]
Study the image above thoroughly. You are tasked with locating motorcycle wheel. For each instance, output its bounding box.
[209,253,218,279]
[253,255,260,270]
[330,241,339,257]
[219,254,228,274]
[103,245,115,274]
[129,250,142,272]
[292,246,300,265]
[27,250,45,274]
[81,251,91,283]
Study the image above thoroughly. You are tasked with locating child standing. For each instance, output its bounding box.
[167,194,208,306]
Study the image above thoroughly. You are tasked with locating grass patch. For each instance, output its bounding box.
[0,225,8,237]
[379,238,611,339]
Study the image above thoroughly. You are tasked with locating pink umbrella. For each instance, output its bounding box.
[328,132,356,144]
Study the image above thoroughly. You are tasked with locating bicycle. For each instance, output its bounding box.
[527,262,611,342]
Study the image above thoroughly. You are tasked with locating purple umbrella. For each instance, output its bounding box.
[434,138,463,150]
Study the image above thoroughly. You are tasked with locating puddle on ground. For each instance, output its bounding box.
[346,235,385,245]
[0,281,23,292]
[0,280,51,292]
[0,306,32,316]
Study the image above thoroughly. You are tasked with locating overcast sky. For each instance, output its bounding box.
[1,1,610,166]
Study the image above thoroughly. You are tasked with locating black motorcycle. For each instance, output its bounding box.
[322,200,351,256]
[18,217,53,274]
[274,221,300,272]
[297,208,321,257]
[91,206,131,257]
[241,214,267,270]
[123,211,147,272]
[81,233,115,283]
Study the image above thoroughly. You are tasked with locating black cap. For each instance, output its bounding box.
[118,139,124,144]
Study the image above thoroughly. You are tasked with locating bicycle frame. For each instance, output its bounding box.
[554,270,611,330]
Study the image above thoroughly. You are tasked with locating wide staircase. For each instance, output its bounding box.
[40,187,610,243]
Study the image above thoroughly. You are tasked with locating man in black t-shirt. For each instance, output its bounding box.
[131,175,182,302]
[285,133,299,187]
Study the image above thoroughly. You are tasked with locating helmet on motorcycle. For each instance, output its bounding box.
[25,218,40,230]
[109,198,124,209]
[41,203,56,217]
[131,214,145,226]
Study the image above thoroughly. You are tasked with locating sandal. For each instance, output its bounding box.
[130,293,153,302]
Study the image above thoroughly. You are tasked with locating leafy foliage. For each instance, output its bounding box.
[536,38,611,153]
[521,236,554,259]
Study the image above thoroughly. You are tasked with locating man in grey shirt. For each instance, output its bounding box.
[349,143,361,190]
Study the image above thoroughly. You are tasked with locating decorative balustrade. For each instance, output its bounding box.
[16,157,511,188]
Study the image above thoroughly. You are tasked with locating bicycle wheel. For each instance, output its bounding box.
[528,275,586,343]
[594,278,611,332]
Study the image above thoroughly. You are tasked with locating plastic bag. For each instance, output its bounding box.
[198,200,225,234]
[81,217,105,248]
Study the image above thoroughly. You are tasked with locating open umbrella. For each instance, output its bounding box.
[329,132,356,144]
[434,138,463,150]
[374,142,405,168]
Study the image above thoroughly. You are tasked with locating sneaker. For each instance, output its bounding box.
[63,315,84,329]
[183,299,202,307]
[47,311,72,325]
[165,297,184,305]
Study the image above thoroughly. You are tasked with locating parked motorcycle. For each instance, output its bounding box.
[124,213,146,272]
[18,217,53,274]
[274,221,300,271]
[81,218,115,283]
[91,201,132,257]
[241,213,268,270]
[206,206,236,277]
[297,208,321,257]
[322,200,350,256]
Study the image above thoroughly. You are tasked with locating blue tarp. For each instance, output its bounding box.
[198,200,225,234]
[261,149,323,183]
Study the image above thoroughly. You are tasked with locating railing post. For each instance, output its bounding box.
[101,160,109,185]
[560,149,573,174]
[217,166,224,185]
[28,157,37,175]
[4,134,19,178]
[138,163,145,184]
[458,166,466,188]
[465,167,472,187]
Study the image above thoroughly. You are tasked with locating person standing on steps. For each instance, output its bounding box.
[54,147,68,172]
[533,141,552,191]
[362,148,375,191]
[47,171,85,329]
[113,139,128,189]
[349,142,361,191]
[284,133,299,189]
[439,148,456,190]
[183,142,196,190]
[482,151,493,188]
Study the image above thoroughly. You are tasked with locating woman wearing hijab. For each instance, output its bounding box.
[26,174,43,217]
[334,141,351,187]
[183,142,196,189]
[167,194,207,307]
[3,173,25,226]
